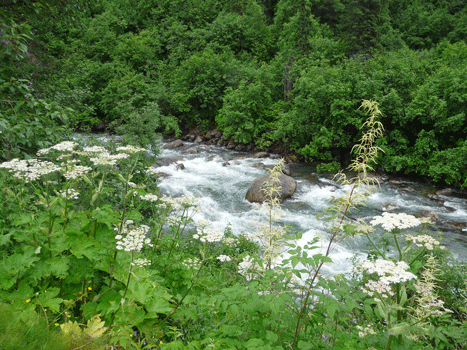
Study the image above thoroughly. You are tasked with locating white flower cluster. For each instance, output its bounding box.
[405,234,442,251]
[81,146,107,154]
[370,212,421,231]
[166,215,180,226]
[131,258,151,268]
[238,255,262,281]
[0,158,61,182]
[62,160,92,180]
[37,141,78,155]
[358,259,417,285]
[362,280,394,301]
[59,188,79,200]
[182,257,201,269]
[216,255,231,262]
[140,193,159,202]
[116,145,146,153]
[115,223,153,252]
[193,227,224,243]
[156,195,200,212]
[223,237,237,246]
[90,152,129,166]
[356,325,376,338]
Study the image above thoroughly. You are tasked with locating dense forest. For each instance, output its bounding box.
[2,2,467,349]
[1,0,467,186]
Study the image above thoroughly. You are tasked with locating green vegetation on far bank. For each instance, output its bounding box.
[1,1,467,188]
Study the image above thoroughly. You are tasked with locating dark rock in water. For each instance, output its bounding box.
[163,140,184,149]
[245,173,297,203]
[176,163,185,170]
[436,188,454,196]
[281,164,291,176]
[222,162,230,167]
[154,159,174,167]
[444,221,467,232]
[251,162,266,170]
[381,203,399,211]
[416,210,440,222]
[226,141,236,149]
[153,172,170,179]
[254,151,269,159]
[194,136,203,143]
[181,146,198,155]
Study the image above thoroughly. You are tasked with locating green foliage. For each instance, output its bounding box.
[0,303,69,350]
[216,62,282,144]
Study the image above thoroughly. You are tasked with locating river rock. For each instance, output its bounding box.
[381,203,399,211]
[194,136,203,143]
[181,146,198,155]
[222,162,230,167]
[163,139,184,149]
[154,158,178,167]
[281,164,291,176]
[416,210,440,222]
[245,173,297,203]
[251,162,266,170]
[176,163,185,170]
[254,151,269,159]
[436,188,454,196]
[444,221,467,232]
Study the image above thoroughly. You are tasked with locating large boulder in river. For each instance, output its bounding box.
[245,173,297,203]
[163,140,183,149]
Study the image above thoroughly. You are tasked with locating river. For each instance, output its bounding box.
[153,139,467,275]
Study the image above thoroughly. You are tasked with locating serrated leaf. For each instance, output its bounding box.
[85,314,107,339]
[60,320,82,337]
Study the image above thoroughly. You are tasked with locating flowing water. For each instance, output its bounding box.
[154,140,467,275]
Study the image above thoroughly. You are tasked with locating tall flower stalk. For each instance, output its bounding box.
[290,100,385,348]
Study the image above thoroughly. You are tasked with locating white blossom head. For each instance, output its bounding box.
[358,259,417,285]
[370,212,421,231]
[116,145,146,153]
[131,258,151,268]
[217,255,231,262]
[0,159,61,182]
[115,224,153,252]
[405,234,442,251]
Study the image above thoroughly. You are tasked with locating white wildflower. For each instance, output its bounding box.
[362,280,394,299]
[116,145,146,153]
[0,158,61,182]
[217,255,231,262]
[356,325,376,338]
[59,188,79,200]
[140,194,159,202]
[90,153,129,166]
[358,259,417,285]
[115,224,153,252]
[223,237,237,246]
[182,257,201,269]
[370,212,421,231]
[405,234,441,251]
[62,163,92,180]
[131,258,151,267]
[195,227,224,243]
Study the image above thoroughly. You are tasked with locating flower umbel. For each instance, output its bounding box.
[115,224,153,252]
[370,212,421,231]
[358,259,417,285]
